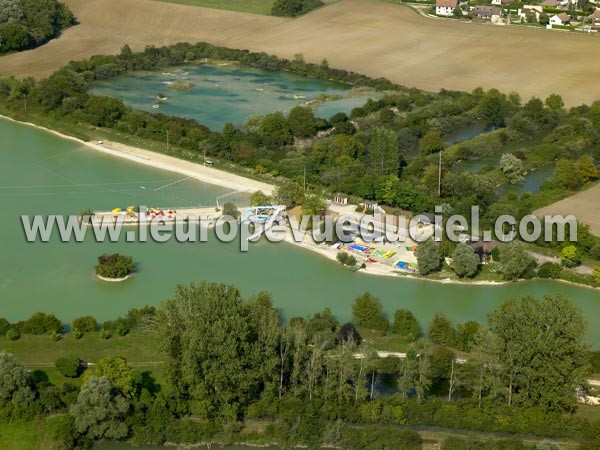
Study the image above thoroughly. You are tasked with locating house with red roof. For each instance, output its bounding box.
[436,0,459,16]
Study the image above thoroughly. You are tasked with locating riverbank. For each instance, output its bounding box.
[3,113,597,291]
[279,225,600,290]
[279,225,508,285]
[0,115,275,195]
[96,274,133,282]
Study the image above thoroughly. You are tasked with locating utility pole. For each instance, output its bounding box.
[438,150,442,197]
[303,165,307,194]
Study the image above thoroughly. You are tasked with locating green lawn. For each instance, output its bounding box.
[0,417,66,450]
[0,331,161,366]
[153,0,276,15]
[575,404,600,423]
[357,327,411,353]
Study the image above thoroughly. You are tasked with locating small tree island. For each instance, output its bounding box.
[95,254,134,282]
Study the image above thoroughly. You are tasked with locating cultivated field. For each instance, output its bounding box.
[154,0,276,15]
[535,184,600,236]
[1,0,600,105]
[153,0,339,15]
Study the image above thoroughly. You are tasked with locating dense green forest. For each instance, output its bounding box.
[0,284,598,449]
[0,0,74,54]
[1,41,600,280]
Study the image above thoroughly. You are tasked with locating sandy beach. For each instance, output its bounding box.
[278,223,512,284]
[96,273,133,282]
[0,115,275,195]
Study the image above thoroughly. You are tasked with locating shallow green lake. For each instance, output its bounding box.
[1,118,599,345]
[91,64,360,130]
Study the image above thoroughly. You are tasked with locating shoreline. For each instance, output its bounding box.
[96,273,133,282]
[3,115,597,291]
[0,114,275,196]
[280,230,600,290]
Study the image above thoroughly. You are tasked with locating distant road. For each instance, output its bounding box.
[1,0,600,106]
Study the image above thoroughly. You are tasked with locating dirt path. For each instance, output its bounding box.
[529,251,594,276]
[1,0,600,106]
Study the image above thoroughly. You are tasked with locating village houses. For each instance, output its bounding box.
[471,5,503,21]
[436,0,459,16]
[588,9,600,27]
[549,12,571,26]
[518,5,543,21]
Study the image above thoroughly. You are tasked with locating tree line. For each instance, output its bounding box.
[1,42,599,271]
[0,284,599,448]
[0,0,74,53]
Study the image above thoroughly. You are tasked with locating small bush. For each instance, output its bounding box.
[72,329,83,339]
[50,331,63,342]
[537,262,562,279]
[329,112,348,125]
[337,251,357,267]
[380,108,395,121]
[18,312,63,335]
[101,329,112,340]
[6,328,20,341]
[0,318,10,335]
[72,316,98,333]
[55,356,82,378]
[332,121,356,135]
[116,323,129,336]
[339,322,362,344]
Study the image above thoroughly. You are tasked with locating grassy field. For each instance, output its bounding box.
[0,331,161,366]
[1,0,600,106]
[154,0,275,15]
[357,326,411,353]
[575,404,600,423]
[0,417,67,450]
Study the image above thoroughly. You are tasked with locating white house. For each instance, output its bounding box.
[471,5,503,20]
[491,0,510,5]
[518,5,543,21]
[588,9,600,26]
[549,12,571,25]
[436,0,459,16]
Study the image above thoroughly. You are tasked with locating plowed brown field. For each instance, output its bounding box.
[535,184,600,236]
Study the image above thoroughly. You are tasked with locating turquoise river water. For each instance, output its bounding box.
[1,117,599,345]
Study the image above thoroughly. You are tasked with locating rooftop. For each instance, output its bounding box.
[436,0,459,7]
